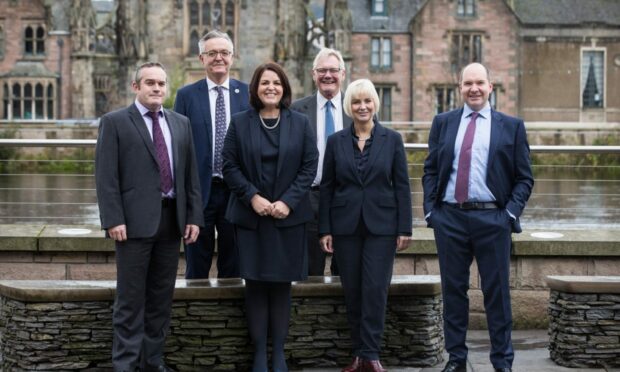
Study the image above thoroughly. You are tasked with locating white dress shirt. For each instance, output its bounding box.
[314,91,344,186]
[206,77,231,178]
[135,99,175,197]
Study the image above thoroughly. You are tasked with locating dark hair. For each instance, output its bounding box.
[134,62,166,84]
[249,62,292,110]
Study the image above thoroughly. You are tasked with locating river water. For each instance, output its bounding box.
[1,167,618,229]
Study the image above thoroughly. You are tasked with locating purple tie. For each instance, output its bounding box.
[146,111,173,194]
[455,112,479,203]
[213,86,226,175]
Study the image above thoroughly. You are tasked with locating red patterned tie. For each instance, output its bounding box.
[147,111,173,194]
[455,112,478,203]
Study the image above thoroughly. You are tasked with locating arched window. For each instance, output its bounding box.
[25,26,34,55]
[189,1,199,25]
[24,83,33,119]
[47,83,55,119]
[190,30,200,55]
[1,80,56,120]
[35,83,44,119]
[225,0,234,26]
[36,26,45,54]
[12,84,21,118]
[2,83,8,119]
[213,1,222,28]
[202,1,211,28]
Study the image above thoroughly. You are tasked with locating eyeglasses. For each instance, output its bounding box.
[314,68,341,76]
[202,50,233,58]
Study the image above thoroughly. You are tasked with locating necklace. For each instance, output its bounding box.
[259,114,281,130]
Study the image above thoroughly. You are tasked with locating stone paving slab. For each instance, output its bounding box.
[292,330,616,372]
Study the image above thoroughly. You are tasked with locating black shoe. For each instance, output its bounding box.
[495,368,512,372]
[441,361,466,372]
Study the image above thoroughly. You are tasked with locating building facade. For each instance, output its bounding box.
[0,0,618,122]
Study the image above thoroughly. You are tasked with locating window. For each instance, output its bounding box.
[371,37,392,70]
[186,0,238,56]
[434,85,457,114]
[375,86,392,121]
[372,0,387,16]
[581,49,605,108]
[457,0,475,16]
[24,25,45,56]
[1,80,55,120]
[489,85,501,111]
[451,32,482,72]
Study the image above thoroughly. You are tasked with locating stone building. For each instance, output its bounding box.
[0,0,618,122]
[344,0,620,122]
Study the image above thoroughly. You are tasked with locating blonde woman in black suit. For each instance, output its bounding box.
[319,79,412,372]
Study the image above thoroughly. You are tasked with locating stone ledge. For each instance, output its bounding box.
[0,275,441,302]
[546,275,620,294]
[2,224,620,256]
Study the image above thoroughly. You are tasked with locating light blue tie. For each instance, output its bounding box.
[324,100,335,141]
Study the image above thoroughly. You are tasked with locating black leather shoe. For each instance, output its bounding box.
[441,361,466,372]
[495,368,512,372]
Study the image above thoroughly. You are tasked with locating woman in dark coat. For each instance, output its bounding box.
[222,62,318,372]
[319,79,412,372]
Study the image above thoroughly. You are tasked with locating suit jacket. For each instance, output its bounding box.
[290,92,353,138]
[422,107,534,233]
[222,108,318,230]
[173,78,250,208]
[318,122,412,236]
[95,104,204,238]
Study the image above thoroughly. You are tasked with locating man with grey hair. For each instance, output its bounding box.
[174,30,250,279]
[291,47,353,276]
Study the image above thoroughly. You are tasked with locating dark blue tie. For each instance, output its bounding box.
[213,86,226,175]
[325,100,335,141]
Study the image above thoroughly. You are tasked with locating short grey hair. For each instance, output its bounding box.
[312,48,345,70]
[198,30,234,54]
[134,62,166,84]
[343,79,381,117]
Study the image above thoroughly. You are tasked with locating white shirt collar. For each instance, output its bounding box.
[463,102,491,119]
[135,99,162,116]
[206,77,230,91]
[317,91,342,110]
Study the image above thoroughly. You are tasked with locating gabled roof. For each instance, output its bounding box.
[348,0,427,33]
[510,0,620,27]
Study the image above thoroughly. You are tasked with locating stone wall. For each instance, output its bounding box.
[0,277,443,371]
[548,290,620,368]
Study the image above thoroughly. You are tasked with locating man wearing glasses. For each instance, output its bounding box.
[291,48,352,276]
[174,30,250,279]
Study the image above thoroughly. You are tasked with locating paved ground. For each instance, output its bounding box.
[293,329,619,372]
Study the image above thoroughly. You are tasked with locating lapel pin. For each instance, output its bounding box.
[235,88,240,94]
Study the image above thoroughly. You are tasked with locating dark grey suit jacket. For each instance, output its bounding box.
[290,93,353,140]
[95,103,204,238]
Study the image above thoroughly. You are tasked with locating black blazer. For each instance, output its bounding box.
[318,122,412,236]
[95,104,204,238]
[222,108,319,230]
[422,108,534,233]
[290,93,353,136]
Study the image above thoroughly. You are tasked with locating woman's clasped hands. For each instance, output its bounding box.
[251,194,290,219]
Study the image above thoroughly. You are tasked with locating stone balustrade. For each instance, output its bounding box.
[547,275,620,369]
[0,275,443,371]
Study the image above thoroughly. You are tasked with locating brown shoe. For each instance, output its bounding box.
[361,359,386,372]
[341,356,362,372]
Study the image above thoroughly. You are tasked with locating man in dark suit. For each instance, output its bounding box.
[422,63,534,372]
[95,62,203,372]
[290,47,352,276]
[174,30,250,279]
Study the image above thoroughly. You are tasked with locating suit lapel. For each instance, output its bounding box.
[363,122,387,181]
[229,79,242,115]
[197,80,213,146]
[249,110,263,178]
[339,128,362,185]
[487,110,504,169]
[307,95,318,136]
[276,109,291,178]
[128,104,158,165]
[163,109,179,176]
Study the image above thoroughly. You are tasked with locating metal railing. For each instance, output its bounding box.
[0,139,619,229]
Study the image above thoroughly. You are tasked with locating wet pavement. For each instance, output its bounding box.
[293,329,618,372]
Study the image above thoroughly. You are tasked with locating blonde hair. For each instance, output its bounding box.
[343,79,380,117]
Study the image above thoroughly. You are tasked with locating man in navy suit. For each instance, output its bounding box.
[422,63,534,372]
[290,47,352,276]
[174,30,250,279]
